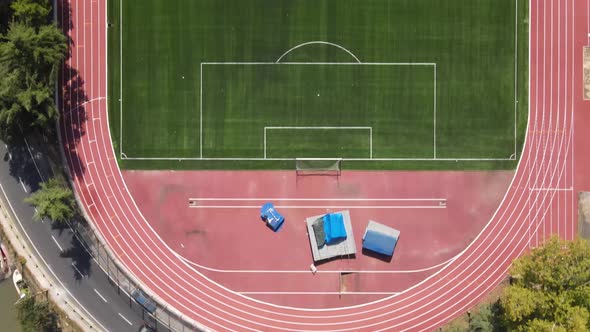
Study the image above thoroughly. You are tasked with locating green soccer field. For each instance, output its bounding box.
[107,0,529,170]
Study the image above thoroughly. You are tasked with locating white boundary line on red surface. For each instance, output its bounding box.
[189,205,445,209]
[238,292,401,296]
[175,249,458,274]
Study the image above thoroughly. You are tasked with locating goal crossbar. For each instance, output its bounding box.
[295,158,342,176]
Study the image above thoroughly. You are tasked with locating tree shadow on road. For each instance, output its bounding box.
[60,232,92,281]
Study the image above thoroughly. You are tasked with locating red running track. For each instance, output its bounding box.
[58,0,588,330]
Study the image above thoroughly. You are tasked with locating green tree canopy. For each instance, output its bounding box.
[25,177,76,222]
[0,2,66,141]
[500,237,590,332]
[11,0,51,27]
[16,297,58,332]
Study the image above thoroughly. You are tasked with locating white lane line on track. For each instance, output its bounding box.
[239,292,401,295]
[528,187,572,191]
[94,288,108,303]
[51,235,64,252]
[118,313,133,326]
[175,251,457,274]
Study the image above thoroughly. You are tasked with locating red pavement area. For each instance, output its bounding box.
[58,0,590,330]
[123,170,512,308]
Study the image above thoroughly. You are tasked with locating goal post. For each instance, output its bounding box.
[295,158,342,176]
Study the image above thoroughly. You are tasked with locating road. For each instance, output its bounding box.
[0,136,145,332]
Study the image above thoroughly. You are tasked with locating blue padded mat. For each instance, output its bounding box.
[363,230,398,256]
[324,213,347,244]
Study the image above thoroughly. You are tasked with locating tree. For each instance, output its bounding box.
[11,0,51,27]
[16,297,58,332]
[0,14,66,140]
[500,237,590,332]
[25,177,76,223]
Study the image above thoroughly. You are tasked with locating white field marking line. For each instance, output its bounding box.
[514,0,519,158]
[189,198,445,201]
[275,41,362,63]
[22,113,45,181]
[122,156,515,161]
[82,5,536,324]
[18,178,27,192]
[370,127,373,159]
[202,62,436,66]
[264,126,372,159]
[0,183,107,331]
[118,313,133,326]
[238,292,401,295]
[189,205,445,209]
[119,0,123,160]
[175,249,457,274]
[434,63,437,159]
[94,288,108,303]
[51,235,64,252]
[199,62,203,158]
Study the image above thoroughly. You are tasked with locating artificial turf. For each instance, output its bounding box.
[107,0,529,170]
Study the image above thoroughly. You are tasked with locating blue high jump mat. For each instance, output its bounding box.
[260,202,285,231]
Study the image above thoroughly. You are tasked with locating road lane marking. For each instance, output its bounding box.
[118,313,133,326]
[71,262,85,278]
[18,178,27,192]
[33,208,45,223]
[51,235,64,252]
[22,136,45,182]
[93,289,108,303]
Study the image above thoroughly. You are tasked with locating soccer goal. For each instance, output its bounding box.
[295,158,342,176]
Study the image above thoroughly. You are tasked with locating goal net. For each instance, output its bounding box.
[295,158,342,176]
